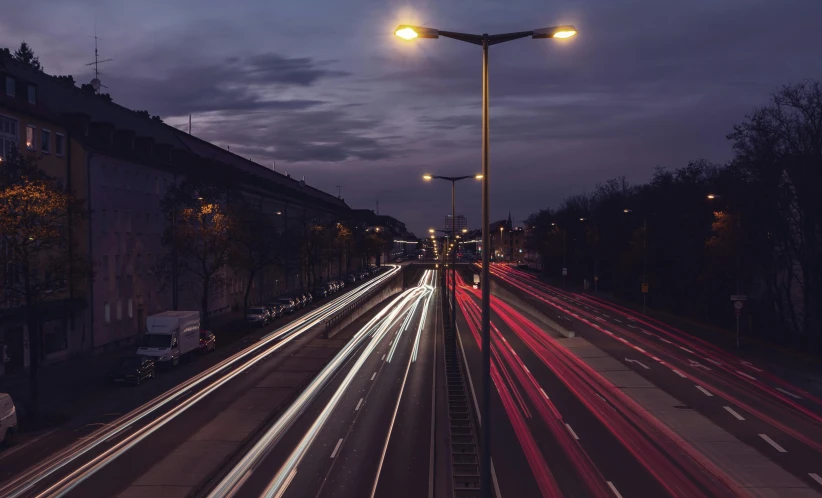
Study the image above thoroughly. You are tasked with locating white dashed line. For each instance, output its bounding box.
[659,338,673,344]
[741,361,764,372]
[596,393,607,402]
[523,366,531,375]
[706,358,723,366]
[330,438,344,458]
[613,319,622,323]
[355,398,363,411]
[776,387,802,399]
[641,329,652,336]
[808,473,822,486]
[381,354,386,361]
[696,385,713,397]
[635,347,646,353]
[759,434,787,453]
[679,347,695,354]
[389,340,393,346]
[627,324,637,329]
[540,388,549,400]
[607,481,624,498]
[371,372,376,381]
[565,423,580,440]
[735,370,757,381]
[602,314,610,318]
[723,406,745,420]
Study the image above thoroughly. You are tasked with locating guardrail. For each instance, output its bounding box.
[489,273,575,333]
[323,270,400,337]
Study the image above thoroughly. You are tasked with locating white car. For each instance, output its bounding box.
[0,393,18,445]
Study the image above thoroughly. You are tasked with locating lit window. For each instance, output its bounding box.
[26,125,35,150]
[55,133,65,156]
[27,84,36,104]
[104,301,111,323]
[41,129,50,154]
[5,76,14,97]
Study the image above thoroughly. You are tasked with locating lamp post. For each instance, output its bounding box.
[424,174,482,332]
[399,24,576,498]
[551,222,567,288]
[708,194,742,347]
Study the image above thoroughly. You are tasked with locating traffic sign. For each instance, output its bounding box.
[641,283,649,293]
[735,307,742,317]
[730,295,747,301]
[562,267,567,276]
[734,301,744,310]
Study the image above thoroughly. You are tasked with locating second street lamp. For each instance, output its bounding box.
[423,174,481,333]
[399,23,576,498]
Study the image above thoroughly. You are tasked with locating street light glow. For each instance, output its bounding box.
[553,29,577,39]
[532,25,578,39]
[423,174,433,180]
[707,194,717,199]
[429,228,435,233]
[475,174,483,180]
[395,26,418,40]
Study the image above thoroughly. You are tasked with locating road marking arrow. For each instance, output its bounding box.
[625,358,650,370]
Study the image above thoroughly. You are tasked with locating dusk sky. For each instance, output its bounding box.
[3,0,821,236]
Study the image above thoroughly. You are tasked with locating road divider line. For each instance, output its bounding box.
[776,387,802,399]
[735,370,757,381]
[355,398,363,411]
[723,406,745,421]
[672,369,686,378]
[641,329,652,335]
[759,434,787,453]
[330,438,343,458]
[696,385,713,397]
[606,481,624,498]
[809,473,822,486]
[565,423,579,440]
[381,354,386,361]
[371,372,376,381]
[540,388,549,400]
[613,319,622,323]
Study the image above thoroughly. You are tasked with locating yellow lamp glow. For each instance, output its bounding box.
[395,27,419,40]
[552,29,577,39]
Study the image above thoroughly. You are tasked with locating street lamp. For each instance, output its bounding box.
[707,193,742,347]
[551,222,568,288]
[423,173,481,332]
[399,23,576,496]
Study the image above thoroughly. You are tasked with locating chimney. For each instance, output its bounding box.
[134,136,154,159]
[114,129,135,152]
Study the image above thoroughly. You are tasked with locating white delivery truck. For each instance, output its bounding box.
[137,311,200,368]
[0,393,17,445]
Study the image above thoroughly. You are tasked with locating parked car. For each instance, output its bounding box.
[337,280,345,289]
[199,330,216,353]
[0,393,18,445]
[358,271,367,280]
[323,282,335,294]
[313,286,328,298]
[345,274,357,284]
[264,304,282,319]
[302,292,313,304]
[109,355,156,385]
[137,311,201,368]
[246,307,270,327]
[277,298,296,314]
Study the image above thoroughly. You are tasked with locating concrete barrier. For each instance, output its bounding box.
[324,271,403,339]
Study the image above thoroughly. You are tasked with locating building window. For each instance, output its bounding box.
[26,125,35,150]
[27,84,36,104]
[116,299,122,320]
[41,129,51,154]
[127,298,133,319]
[104,301,111,323]
[55,133,65,156]
[0,115,19,161]
[5,76,14,97]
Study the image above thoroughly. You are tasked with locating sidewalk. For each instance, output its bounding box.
[0,310,246,426]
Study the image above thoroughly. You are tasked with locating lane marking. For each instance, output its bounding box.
[602,314,611,318]
[641,329,652,336]
[607,481,624,498]
[809,473,822,486]
[741,360,764,372]
[735,370,757,381]
[613,319,622,323]
[371,372,376,381]
[355,398,363,411]
[659,338,673,344]
[330,438,344,458]
[776,387,802,399]
[565,423,579,440]
[679,347,695,354]
[759,434,787,453]
[389,340,393,346]
[696,385,713,397]
[723,406,745,421]
[540,388,549,400]
[706,358,723,366]
[381,354,386,361]
[627,324,637,329]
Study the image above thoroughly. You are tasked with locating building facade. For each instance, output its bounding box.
[444,214,467,233]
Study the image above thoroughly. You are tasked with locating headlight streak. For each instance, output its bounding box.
[412,271,436,362]
[3,266,400,498]
[213,272,433,498]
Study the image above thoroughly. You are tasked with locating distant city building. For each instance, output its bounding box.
[445,214,468,232]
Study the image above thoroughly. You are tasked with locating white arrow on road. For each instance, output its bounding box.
[625,358,650,370]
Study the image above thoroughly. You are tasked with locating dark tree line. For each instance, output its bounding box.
[525,81,822,351]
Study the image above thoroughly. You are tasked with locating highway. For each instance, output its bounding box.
[0,265,404,498]
[483,264,822,495]
[212,269,439,498]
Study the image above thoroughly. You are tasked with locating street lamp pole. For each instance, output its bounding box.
[398,24,577,498]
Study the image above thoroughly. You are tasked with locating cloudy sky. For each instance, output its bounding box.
[3,0,821,235]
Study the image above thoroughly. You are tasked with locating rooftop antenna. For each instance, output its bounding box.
[336,185,342,199]
[85,22,112,93]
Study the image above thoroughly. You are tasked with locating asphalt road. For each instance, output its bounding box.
[490,264,822,493]
[227,270,439,498]
[0,266,402,498]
